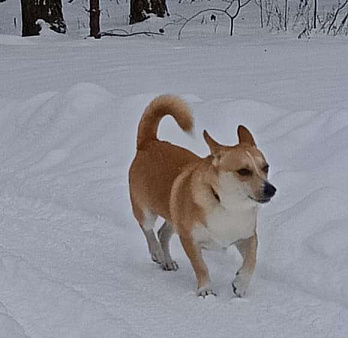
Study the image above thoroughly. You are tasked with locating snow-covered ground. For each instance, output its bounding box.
[1,1,348,337]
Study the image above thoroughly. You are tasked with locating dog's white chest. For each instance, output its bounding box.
[194,206,257,250]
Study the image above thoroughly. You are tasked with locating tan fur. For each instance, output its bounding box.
[136,95,193,150]
[129,95,199,225]
[129,95,276,297]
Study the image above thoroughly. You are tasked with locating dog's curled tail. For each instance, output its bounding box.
[136,95,193,150]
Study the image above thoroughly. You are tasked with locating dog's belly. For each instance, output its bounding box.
[193,207,257,250]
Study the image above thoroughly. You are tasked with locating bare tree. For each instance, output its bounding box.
[129,0,169,24]
[21,0,66,37]
[284,0,288,31]
[90,0,101,38]
[255,0,264,28]
[178,0,253,39]
[313,0,317,29]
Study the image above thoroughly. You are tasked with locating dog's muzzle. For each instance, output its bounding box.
[249,183,277,204]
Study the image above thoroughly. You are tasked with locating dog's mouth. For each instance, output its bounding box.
[248,196,271,204]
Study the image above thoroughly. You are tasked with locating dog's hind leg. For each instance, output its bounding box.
[139,211,166,265]
[232,233,258,298]
[141,227,166,265]
[158,221,178,271]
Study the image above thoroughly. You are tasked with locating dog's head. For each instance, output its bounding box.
[204,125,276,204]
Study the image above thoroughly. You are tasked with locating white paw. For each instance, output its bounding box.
[232,271,251,298]
[161,260,179,271]
[197,283,216,298]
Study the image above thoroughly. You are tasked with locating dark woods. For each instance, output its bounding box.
[21,0,66,37]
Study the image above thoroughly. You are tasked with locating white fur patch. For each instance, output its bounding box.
[193,206,257,250]
[142,210,157,231]
[192,172,258,250]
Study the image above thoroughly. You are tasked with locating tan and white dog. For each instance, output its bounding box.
[129,95,276,297]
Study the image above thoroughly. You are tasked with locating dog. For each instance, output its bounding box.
[129,95,276,297]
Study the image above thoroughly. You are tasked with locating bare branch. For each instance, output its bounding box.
[240,0,253,9]
[160,16,186,31]
[178,8,232,40]
[100,31,164,37]
[178,0,252,39]
[327,0,348,34]
[334,12,348,35]
[104,28,130,34]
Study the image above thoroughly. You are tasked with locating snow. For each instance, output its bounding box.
[1,0,348,337]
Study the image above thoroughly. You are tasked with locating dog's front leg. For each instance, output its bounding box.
[180,235,215,297]
[232,233,258,298]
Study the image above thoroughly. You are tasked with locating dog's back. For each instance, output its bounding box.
[129,95,200,224]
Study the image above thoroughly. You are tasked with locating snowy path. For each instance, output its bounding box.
[1,178,347,338]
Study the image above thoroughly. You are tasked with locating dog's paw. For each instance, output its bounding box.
[231,271,251,298]
[161,260,179,271]
[197,284,216,298]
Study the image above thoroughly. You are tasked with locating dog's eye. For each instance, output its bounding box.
[237,168,252,176]
[262,165,269,174]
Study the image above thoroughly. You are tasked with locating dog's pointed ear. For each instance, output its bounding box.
[203,130,223,156]
[237,125,256,146]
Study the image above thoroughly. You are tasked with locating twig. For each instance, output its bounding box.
[327,0,348,35]
[178,8,231,40]
[105,28,129,34]
[240,0,253,9]
[100,31,164,37]
[160,15,186,31]
[334,12,348,35]
[298,27,310,39]
[178,0,252,39]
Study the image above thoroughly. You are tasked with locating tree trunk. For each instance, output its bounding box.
[90,0,101,38]
[21,0,66,37]
[284,0,288,31]
[313,0,317,29]
[129,0,169,24]
[260,0,264,28]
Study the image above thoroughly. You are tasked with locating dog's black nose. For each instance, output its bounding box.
[264,183,277,198]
